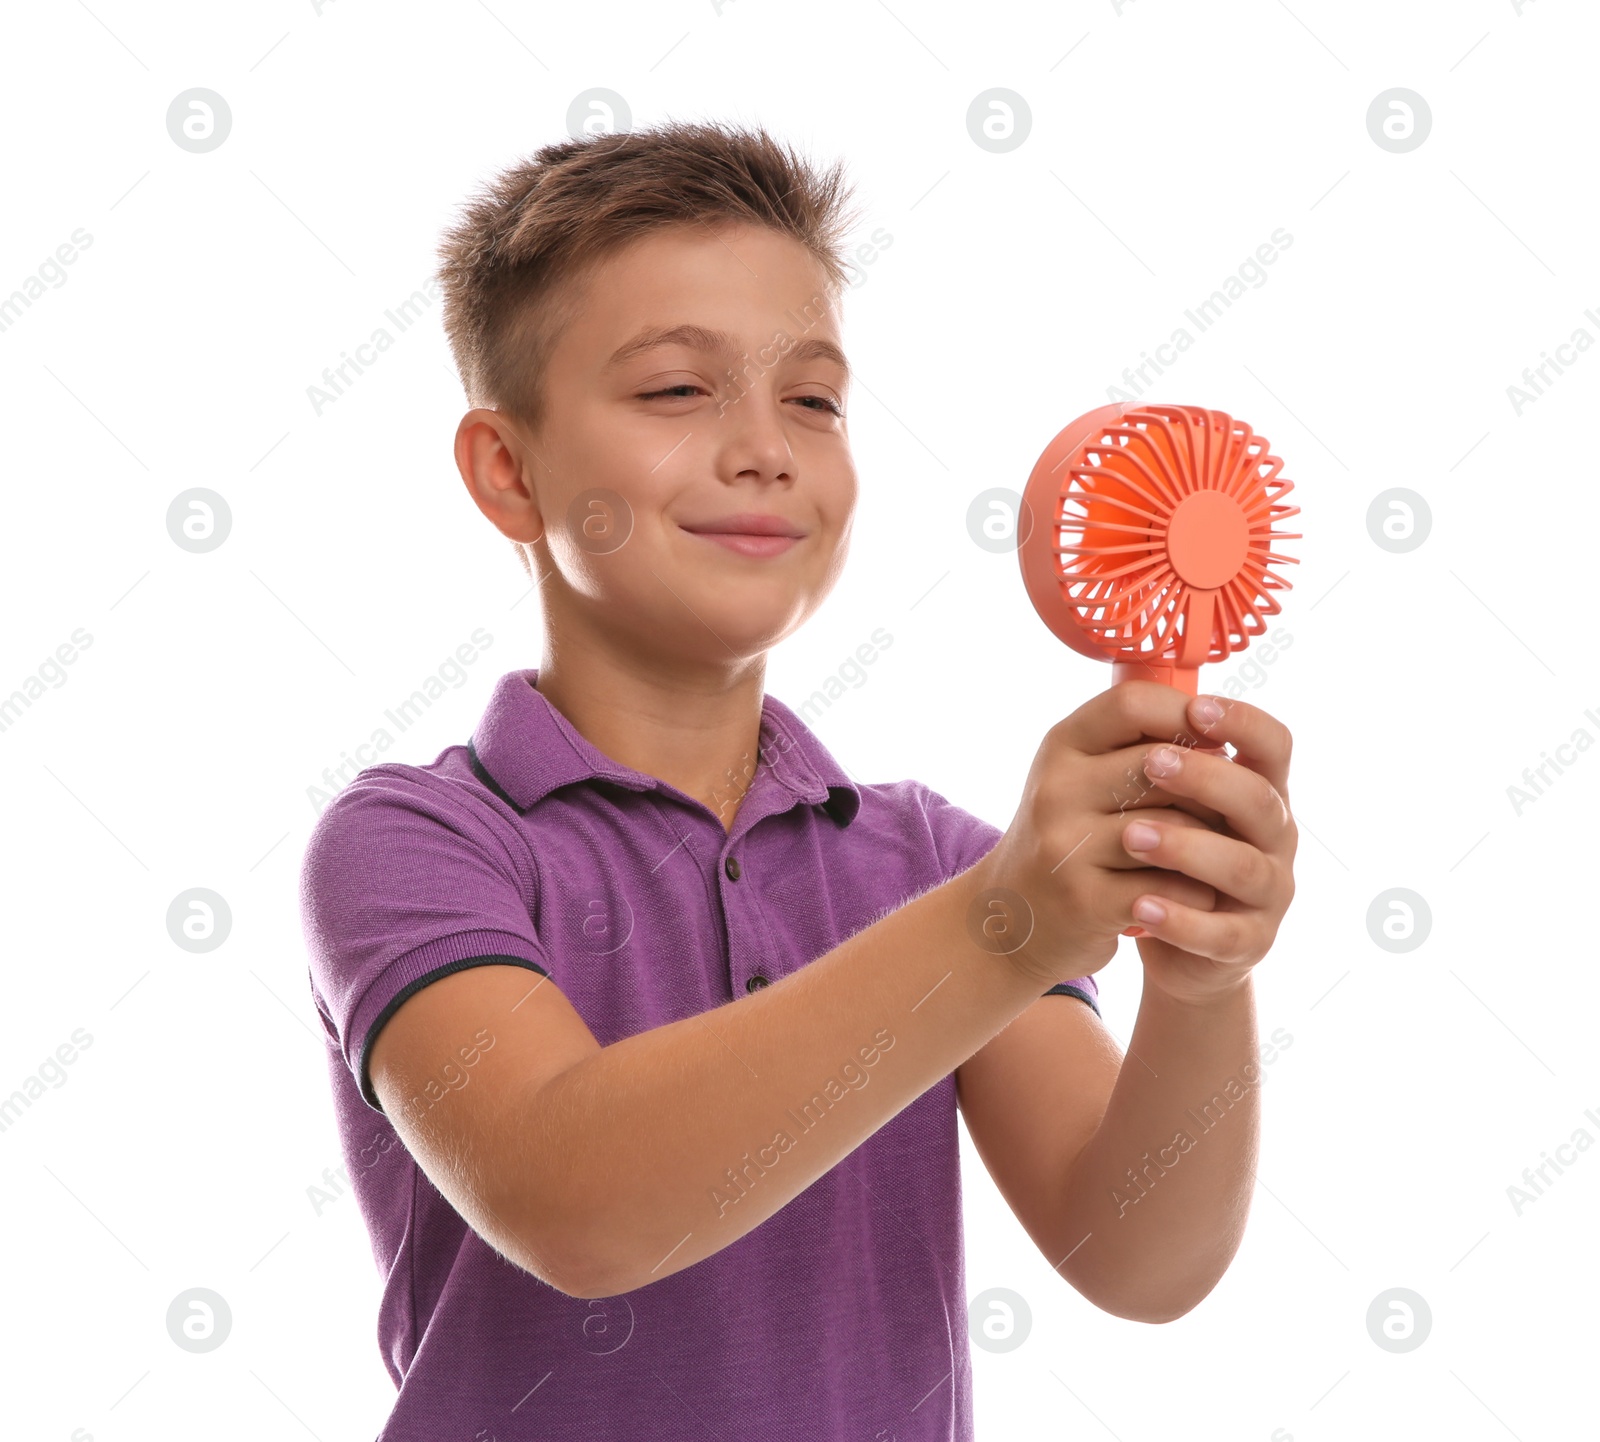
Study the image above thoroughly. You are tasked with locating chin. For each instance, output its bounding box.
[687,594,805,649]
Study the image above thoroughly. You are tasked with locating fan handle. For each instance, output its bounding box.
[1112,659,1201,696]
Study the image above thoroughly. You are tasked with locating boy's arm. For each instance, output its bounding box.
[956,974,1260,1325]
[369,859,1085,1300]
[958,690,1293,1324]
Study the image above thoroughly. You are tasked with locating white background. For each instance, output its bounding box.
[2,1,1594,1438]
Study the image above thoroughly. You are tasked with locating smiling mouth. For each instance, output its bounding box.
[681,527,802,558]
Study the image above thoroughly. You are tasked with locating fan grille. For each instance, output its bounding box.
[1044,405,1301,671]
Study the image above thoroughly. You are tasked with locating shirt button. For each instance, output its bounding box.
[724,856,742,881]
[746,974,769,992]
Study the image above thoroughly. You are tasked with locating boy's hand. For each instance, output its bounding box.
[970,682,1237,990]
[1119,693,1296,1006]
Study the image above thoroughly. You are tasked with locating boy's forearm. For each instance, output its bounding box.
[511,863,1060,1297]
[1055,974,1260,1323]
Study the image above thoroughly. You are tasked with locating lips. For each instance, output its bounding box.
[684,530,801,558]
[679,512,807,538]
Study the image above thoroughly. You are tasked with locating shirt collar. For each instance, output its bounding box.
[468,668,861,827]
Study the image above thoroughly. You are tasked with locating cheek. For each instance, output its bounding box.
[815,460,858,527]
[541,477,662,594]
[552,537,666,609]
[552,442,678,556]
[550,493,636,580]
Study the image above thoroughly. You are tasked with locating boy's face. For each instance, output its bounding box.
[464,221,857,673]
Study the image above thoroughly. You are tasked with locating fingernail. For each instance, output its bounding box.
[1133,898,1166,923]
[1147,746,1183,777]
[1125,821,1161,851]
[1193,695,1224,725]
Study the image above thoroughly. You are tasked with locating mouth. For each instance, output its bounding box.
[678,511,808,559]
[680,527,802,559]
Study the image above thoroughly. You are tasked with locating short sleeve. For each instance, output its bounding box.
[298,766,554,1114]
[917,782,1102,1018]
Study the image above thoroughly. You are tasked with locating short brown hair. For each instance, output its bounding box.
[434,120,862,575]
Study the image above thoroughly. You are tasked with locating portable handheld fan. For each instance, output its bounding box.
[1017,402,1301,702]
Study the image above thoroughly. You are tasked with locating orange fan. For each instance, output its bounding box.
[1017,402,1301,701]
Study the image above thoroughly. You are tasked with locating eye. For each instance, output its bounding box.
[638,384,705,400]
[636,385,844,417]
[793,395,845,417]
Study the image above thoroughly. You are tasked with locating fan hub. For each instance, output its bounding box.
[1167,490,1249,591]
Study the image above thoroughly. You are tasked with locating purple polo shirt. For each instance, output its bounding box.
[299,667,1099,1441]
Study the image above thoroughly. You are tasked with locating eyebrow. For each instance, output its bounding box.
[603,322,851,381]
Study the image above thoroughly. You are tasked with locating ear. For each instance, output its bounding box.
[454,408,546,547]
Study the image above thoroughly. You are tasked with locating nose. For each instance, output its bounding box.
[717,383,796,485]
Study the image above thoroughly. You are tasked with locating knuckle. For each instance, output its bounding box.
[1038,817,1076,868]
[1232,846,1266,897]
[1106,682,1140,730]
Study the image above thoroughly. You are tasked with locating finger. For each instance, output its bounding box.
[1119,813,1280,909]
[1128,869,1218,914]
[1183,693,1293,808]
[1056,680,1215,761]
[1139,738,1293,857]
[1101,808,1217,869]
[1046,809,1215,876]
[1127,895,1265,967]
[1101,747,1229,830]
[1113,866,1218,937]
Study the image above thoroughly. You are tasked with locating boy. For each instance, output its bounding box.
[299,121,1297,1440]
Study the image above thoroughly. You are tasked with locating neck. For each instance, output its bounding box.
[534,644,769,832]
